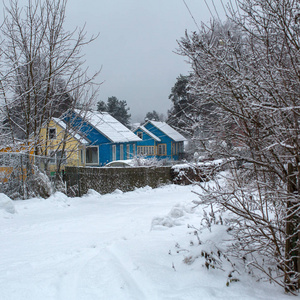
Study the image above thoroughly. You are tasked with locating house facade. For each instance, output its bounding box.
[38,117,89,174]
[134,120,186,161]
[65,110,141,166]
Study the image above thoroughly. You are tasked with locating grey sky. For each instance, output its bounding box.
[65,0,227,122]
[1,0,225,122]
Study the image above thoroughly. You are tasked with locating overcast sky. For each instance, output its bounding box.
[2,0,226,122]
[65,0,228,122]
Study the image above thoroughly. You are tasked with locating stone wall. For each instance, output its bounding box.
[64,164,215,197]
[65,166,172,196]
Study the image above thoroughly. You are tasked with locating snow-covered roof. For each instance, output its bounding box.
[136,125,161,142]
[131,122,141,131]
[52,118,90,145]
[147,121,187,142]
[74,110,141,143]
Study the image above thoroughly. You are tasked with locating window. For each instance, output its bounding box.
[137,146,142,155]
[137,131,143,139]
[48,151,56,165]
[48,150,67,165]
[137,146,155,156]
[148,146,154,155]
[132,144,136,157]
[120,144,124,160]
[172,143,176,155]
[112,145,116,161]
[86,146,98,164]
[158,144,166,155]
[48,128,56,140]
[126,144,130,159]
[178,142,184,153]
[56,150,67,165]
[80,150,84,164]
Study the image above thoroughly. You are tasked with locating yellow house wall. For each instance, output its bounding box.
[0,120,85,182]
[39,120,84,170]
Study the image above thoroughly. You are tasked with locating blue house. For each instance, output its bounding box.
[134,120,186,161]
[67,110,141,166]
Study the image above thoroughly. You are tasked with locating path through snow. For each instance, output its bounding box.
[0,185,292,299]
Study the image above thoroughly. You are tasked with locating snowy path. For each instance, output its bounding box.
[0,185,291,299]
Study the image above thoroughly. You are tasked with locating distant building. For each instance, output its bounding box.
[134,120,186,160]
[38,117,89,174]
[64,110,142,166]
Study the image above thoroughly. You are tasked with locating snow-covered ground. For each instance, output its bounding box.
[0,184,291,300]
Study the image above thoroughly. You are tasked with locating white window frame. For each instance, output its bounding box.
[149,146,154,155]
[56,150,67,165]
[48,150,56,165]
[85,146,99,165]
[126,144,130,159]
[48,128,56,140]
[178,142,183,153]
[137,146,154,156]
[80,149,84,165]
[137,132,143,139]
[120,144,124,160]
[172,143,176,155]
[112,145,116,161]
[158,144,166,155]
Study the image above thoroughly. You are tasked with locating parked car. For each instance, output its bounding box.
[104,160,133,168]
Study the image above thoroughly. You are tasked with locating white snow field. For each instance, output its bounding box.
[0,184,292,300]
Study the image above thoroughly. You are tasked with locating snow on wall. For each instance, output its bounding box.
[65,166,172,196]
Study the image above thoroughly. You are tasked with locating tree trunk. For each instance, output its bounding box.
[285,162,299,291]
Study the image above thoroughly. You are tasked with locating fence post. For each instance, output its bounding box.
[285,162,299,291]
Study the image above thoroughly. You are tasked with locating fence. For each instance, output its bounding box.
[0,152,78,198]
[64,166,173,196]
[64,162,217,197]
[0,151,216,198]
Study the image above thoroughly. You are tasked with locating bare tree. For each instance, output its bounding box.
[178,0,300,293]
[0,0,100,198]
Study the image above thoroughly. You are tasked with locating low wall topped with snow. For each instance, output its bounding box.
[65,166,172,196]
[65,162,218,197]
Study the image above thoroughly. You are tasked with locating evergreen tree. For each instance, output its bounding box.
[97,100,107,112]
[169,74,190,109]
[167,75,195,136]
[145,110,160,121]
[97,96,131,128]
[167,74,211,140]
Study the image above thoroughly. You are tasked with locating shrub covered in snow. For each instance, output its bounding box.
[131,156,174,167]
[0,193,16,215]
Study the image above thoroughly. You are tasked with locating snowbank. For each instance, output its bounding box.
[0,193,16,215]
[172,158,225,172]
[151,203,195,229]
